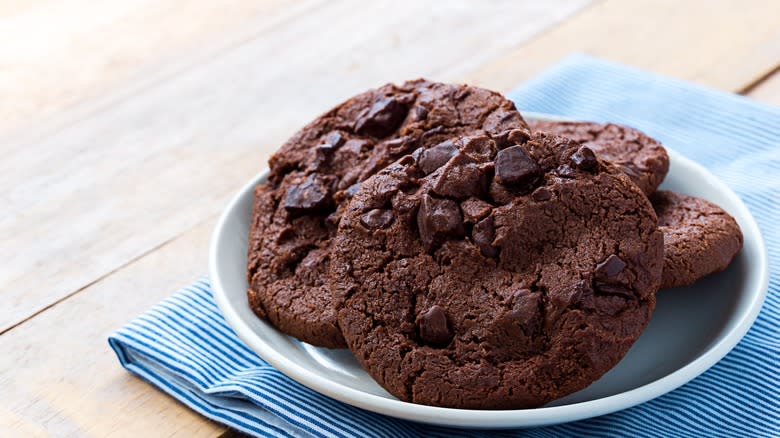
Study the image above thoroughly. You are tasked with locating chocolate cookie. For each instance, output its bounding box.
[651,190,743,289]
[528,120,669,195]
[330,131,663,408]
[246,79,528,348]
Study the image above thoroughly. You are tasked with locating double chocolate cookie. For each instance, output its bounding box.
[246,80,528,348]
[330,131,663,408]
[528,120,743,289]
[529,120,669,195]
[651,191,743,288]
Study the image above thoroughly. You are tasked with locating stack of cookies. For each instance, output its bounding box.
[245,80,742,409]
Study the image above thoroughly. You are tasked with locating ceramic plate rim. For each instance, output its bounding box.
[209,112,769,428]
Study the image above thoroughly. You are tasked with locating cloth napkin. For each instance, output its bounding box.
[109,54,780,437]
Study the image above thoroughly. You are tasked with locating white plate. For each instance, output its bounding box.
[209,113,768,429]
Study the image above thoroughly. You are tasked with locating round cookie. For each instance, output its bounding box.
[330,131,663,409]
[651,190,743,289]
[528,120,669,195]
[246,79,528,348]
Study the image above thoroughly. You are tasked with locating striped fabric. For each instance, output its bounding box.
[109,54,780,437]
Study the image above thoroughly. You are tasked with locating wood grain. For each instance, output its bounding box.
[0,0,308,137]
[0,219,220,437]
[0,0,589,334]
[466,0,780,93]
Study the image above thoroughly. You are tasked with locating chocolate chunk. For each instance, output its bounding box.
[472,215,498,257]
[418,140,459,174]
[284,174,332,214]
[431,153,488,199]
[570,280,629,316]
[595,254,627,278]
[313,133,345,169]
[460,197,492,223]
[318,131,345,151]
[486,290,542,356]
[326,131,345,147]
[570,279,594,305]
[313,132,346,170]
[494,145,541,188]
[594,281,633,299]
[507,290,541,335]
[410,105,428,122]
[417,305,453,345]
[531,186,552,201]
[360,209,395,229]
[494,128,530,149]
[571,146,598,172]
[417,194,465,251]
[315,144,333,155]
[355,97,408,137]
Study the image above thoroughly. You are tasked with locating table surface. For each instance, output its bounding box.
[1,1,778,436]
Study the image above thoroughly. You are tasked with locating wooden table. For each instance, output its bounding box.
[1,1,778,436]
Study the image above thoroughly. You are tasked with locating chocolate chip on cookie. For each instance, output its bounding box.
[283,173,334,215]
[494,145,541,188]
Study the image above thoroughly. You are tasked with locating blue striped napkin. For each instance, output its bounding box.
[110,54,780,437]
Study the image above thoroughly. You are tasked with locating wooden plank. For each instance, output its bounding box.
[466,0,780,93]
[0,0,589,333]
[0,219,222,437]
[0,0,306,137]
[746,68,780,105]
